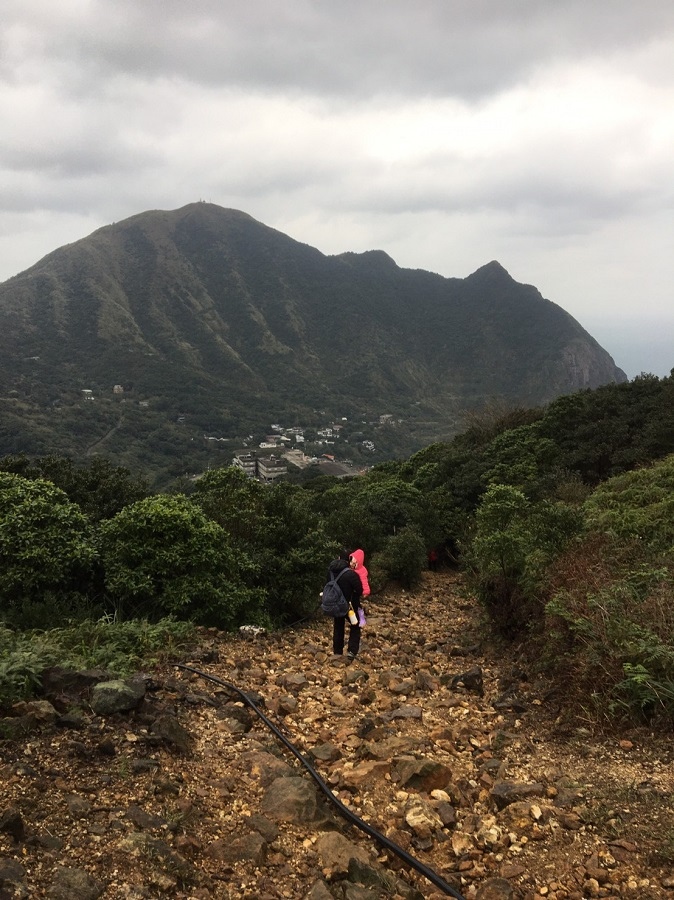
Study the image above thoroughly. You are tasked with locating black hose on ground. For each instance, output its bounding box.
[176,663,466,899]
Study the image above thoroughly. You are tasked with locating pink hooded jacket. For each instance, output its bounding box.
[349,548,370,598]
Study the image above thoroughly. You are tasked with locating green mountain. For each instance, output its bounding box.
[0,202,626,483]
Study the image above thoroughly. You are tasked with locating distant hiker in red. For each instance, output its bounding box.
[428,548,439,571]
[349,548,370,627]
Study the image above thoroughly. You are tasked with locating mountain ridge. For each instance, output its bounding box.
[0,202,627,480]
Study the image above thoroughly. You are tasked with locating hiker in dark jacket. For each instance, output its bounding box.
[328,549,363,660]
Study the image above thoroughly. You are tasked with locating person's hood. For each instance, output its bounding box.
[349,549,365,568]
[328,558,349,576]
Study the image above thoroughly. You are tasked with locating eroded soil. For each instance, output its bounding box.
[1,571,674,899]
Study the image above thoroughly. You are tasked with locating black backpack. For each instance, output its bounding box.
[321,568,350,617]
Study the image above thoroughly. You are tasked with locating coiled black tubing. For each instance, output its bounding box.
[176,663,467,899]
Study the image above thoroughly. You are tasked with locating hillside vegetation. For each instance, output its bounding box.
[1,372,674,728]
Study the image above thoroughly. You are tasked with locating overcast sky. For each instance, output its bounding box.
[2,1,673,378]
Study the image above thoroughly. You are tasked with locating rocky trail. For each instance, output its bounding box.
[2,571,674,899]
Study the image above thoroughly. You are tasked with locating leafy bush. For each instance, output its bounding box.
[583,455,674,555]
[481,423,560,499]
[193,467,337,625]
[191,466,268,544]
[371,525,427,589]
[467,483,581,636]
[54,616,196,673]
[3,592,106,632]
[0,474,96,619]
[546,560,674,723]
[0,626,53,707]
[544,455,674,722]
[253,481,338,625]
[100,494,263,628]
[0,454,148,521]
[313,473,430,559]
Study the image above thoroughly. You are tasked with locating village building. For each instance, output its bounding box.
[232,452,287,482]
[257,455,288,482]
[232,453,257,478]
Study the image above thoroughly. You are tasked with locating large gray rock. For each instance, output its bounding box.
[475,877,515,899]
[394,757,454,792]
[90,678,146,715]
[490,781,545,810]
[150,713,192,753]
[242,749,294,787]
[47,866,104,900]
[116,833,203,886]
[0,857,27,897]
[41,667,111,701]
[0,807,25,842]
[314,832,370,876]
[306,881,335,900]
[260,776,336,828]
[206,831,267,865]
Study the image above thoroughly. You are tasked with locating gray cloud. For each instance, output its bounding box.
[1,0,673,377]
[8,1,674,97]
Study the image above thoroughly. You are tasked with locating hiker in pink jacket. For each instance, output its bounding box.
[349,548,370,626]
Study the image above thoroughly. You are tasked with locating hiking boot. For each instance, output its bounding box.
[346,650,356,661]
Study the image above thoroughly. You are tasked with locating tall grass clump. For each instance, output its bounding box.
[0,618,195,709]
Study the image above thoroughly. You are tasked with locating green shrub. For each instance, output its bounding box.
[0,474,96,619]
[2,592,106,632]
[467,483,581,637]
[0,454,148,522]
[100,494,263,628]
[252,481,338,626]
[583,454,674,555]
[546,536,674,723]
[54,616,196,673]
[614,662,674,722]
[194,469,338,626]
[543,456,674,722]
[0,626,53,707]
[371,525,427,589]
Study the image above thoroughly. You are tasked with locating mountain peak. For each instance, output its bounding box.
[0,205,627,482]
[335,249,398,269]
[467,260,514,282]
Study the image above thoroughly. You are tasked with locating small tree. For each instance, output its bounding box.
[545,454,674,722]
[468,483,580,636]
[372,525,427,589]
[193,467,337,625]
[0,473,96,625]
[255,481,338,625]
[191,466,267,544]
[481,423,560,500]
[318,475,428,555]
[100,494,263,628]
[0,454,148,521]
